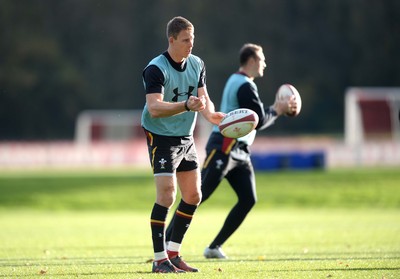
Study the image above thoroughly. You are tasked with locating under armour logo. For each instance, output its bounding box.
[159,158,167,169]
[216,159,224,170]
[172,86,195,102]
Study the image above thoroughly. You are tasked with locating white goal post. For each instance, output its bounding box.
[345,87,400,145]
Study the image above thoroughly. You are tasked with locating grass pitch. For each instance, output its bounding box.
[1,167,399,210]
[1,209,399,278]
[0,167,399,278]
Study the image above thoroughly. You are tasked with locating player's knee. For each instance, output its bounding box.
[240,195,257,211]
[156,188,177,208]
[183,191,201,206]
[156,195,176,208]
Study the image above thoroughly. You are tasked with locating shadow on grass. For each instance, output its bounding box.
[1,265,399,278]
[1,251,399,267]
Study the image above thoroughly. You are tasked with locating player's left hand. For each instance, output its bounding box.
[210,111,226,125]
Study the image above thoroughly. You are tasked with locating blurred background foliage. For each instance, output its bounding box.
[0,0,399,140]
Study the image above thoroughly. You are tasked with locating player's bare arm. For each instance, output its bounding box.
[198,87,225,125]
[146,93,204,118]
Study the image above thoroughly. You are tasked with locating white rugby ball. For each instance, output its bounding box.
[276,84,302,117]
[219,108,259,138]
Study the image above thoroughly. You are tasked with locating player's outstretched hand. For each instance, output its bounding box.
[210,111,226,125]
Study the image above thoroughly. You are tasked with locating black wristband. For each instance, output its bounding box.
[184,99,191,111]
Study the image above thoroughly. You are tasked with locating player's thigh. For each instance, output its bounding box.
[201,149,230,199]
[176,169,201,205]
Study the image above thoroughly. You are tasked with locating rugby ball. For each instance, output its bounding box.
[276,84,302,117]
[219,108,259,138]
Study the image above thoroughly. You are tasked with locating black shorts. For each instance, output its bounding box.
[144,129,199,176]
